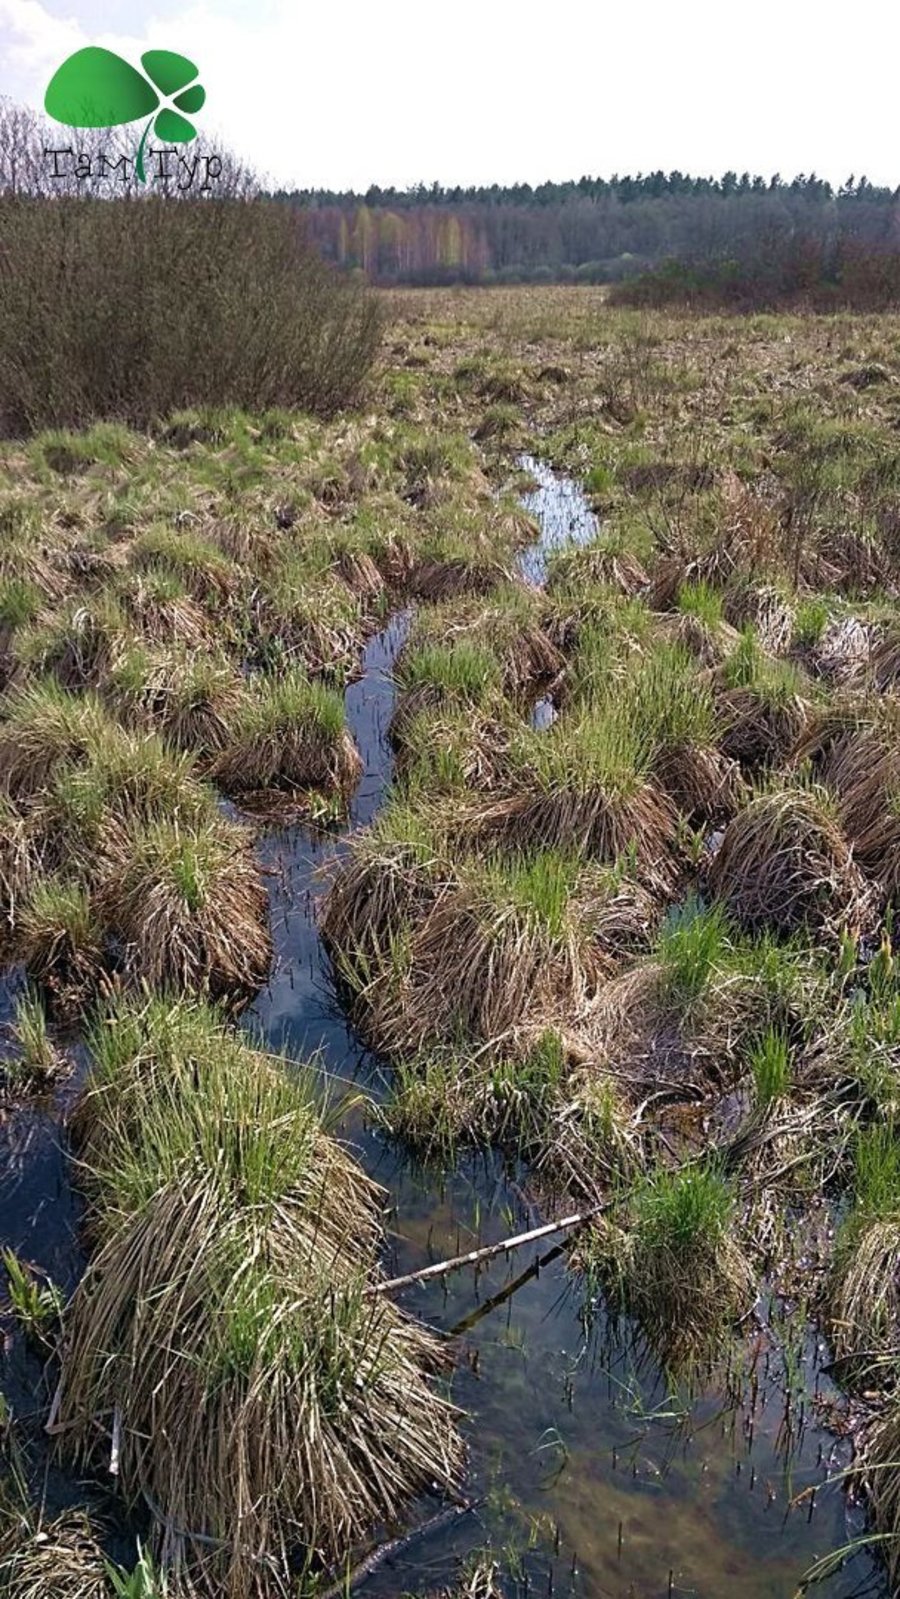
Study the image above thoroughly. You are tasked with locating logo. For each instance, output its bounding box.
[44,46,206,183]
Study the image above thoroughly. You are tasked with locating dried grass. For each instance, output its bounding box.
[706,788,873,940]
[0,1508,107,1599]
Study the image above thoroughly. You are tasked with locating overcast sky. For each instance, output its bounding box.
[2,0,898,192]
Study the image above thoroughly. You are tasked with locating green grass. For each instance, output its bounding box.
[11,987,57,1084]
[849,1122,900,1222]
[517,705,650,796]
[676,579,724,625]
[473,849,582,938]
[624,641,716,751]
[721,626,808,705]
[748,1025,792,1106]
[399,638,502,701]
[793,596,831,647]
[656,897,732,1009]
[632,1161,734,1256]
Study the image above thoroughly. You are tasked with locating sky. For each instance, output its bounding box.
[2,0,899,192]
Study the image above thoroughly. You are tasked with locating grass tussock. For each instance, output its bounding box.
[370,848,614,1053]
[462,714,681,896]
[210,669,361,803]
[706,787,873,941]
[100,815,272,1000]
[829,1123,900,1381]
[58,994,463,1595]
[595,1161,755,1365]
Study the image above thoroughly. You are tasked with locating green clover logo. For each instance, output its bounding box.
[45,47,206,183]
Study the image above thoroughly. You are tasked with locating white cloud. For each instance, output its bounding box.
[1,0,86,82]
[2,0,899,190]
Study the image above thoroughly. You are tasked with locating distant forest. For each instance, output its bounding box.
[277,172,900,285]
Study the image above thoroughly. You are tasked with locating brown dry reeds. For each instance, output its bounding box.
[706,788,873,940]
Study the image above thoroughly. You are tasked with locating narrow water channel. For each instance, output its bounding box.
[0,461,886,1596]
[250,462,886,1598]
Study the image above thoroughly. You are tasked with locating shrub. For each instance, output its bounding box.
[0,198,381,435]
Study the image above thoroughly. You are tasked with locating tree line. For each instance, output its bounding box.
[276,172,900,285]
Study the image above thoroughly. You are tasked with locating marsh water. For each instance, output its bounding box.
[0,458,887,1597]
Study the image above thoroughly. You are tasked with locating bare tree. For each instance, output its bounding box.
[0,96,258,198]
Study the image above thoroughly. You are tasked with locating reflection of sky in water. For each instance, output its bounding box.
[0,469,886,1597]
[518,454,599,586]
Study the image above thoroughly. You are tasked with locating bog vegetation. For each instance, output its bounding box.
[7,270,900,1592]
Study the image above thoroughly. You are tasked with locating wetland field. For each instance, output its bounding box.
[4,282,900,1597]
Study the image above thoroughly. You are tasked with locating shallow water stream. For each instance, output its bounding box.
[0,459,887,1596]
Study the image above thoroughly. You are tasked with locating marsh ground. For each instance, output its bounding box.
[2,284,900,1595]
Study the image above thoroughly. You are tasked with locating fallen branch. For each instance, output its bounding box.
[318,1498,482,1599]
[370,1203,608,1296]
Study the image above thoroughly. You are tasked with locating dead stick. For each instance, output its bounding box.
[318,1499,481,1599]
[370,1203,607,1296]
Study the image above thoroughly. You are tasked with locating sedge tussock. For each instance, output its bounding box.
[130,526,238,606]
[706,788,873,941]
[335,545,385,600]
[829,1124,900,1380]
[99,815,271,1001]
[108,646,248,759]
[722,580,794,655]
[391,639,504,748]
[859,1402,900,1589]
[14,596,129,691]
[594,1162,755,1366]
[0,796,39,954]
[652,608,737,668]
[368,850,614,1053]
[408,556,515,604]
[210,669,361,801]
[869,628,900,691]
[546,541,649,600]
[397,707,516,796]
[0,680,111,800]
[717,682,811,770]
[319,804,450,1002]
[58,994,463,1595]
[535,1064,641,1207]
[652,740,745,824]
[14,875,105,1012]
[116,571,212,651]
[816,728,900,896]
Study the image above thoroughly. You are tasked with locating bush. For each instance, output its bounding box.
[0,197,381,434]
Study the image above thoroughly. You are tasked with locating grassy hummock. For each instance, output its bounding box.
[57,994,463,1594]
